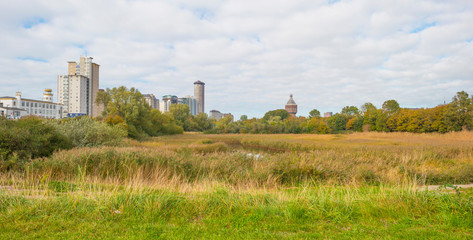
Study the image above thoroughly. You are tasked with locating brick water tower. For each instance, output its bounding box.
[285,94,297,117]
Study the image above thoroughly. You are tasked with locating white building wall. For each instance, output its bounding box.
[0,96,63,119]
[57,75,69,114]
[58,74,89,117]
[158,100,171,113]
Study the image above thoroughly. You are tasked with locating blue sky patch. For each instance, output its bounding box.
[192,8,214,21]
[411,22,437,33]
[23,17,46,29]
[73,44,85,49]
[17,57,48,63]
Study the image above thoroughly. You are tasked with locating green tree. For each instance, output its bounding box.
[95,91,111,116]
[382,100,400,113]
[444,91,473,131]
[239,115,248,121]
[341,106,360,117]
[327,114,347,132]
[361,102,377,113]
[263,109,290,121]
[192,113,213,131]
[308,109,321,118]
[169,104,191,131]
[98,86,182,138]
[361,102,377,131]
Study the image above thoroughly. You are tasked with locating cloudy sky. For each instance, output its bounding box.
[1,0,472,118]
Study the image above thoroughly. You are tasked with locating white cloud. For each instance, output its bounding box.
[0,0,472,118]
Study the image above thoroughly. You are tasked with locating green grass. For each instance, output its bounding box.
[1,132,473,239]
[1,184,472,239]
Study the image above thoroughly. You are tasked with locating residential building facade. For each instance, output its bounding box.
[178,96,197,115]
[143,94,158,109]
[58,56,100,118]
[209,110,233,121]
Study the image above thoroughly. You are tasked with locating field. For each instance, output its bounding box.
[1,132,473,239]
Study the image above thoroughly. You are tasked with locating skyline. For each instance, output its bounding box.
[1,0,473,119]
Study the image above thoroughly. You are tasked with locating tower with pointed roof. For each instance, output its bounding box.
[285,94,297,117]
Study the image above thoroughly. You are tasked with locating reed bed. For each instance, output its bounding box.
[1,132,472,238]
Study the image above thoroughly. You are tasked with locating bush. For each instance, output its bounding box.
[0,117,71,164]
[49,117,127,147]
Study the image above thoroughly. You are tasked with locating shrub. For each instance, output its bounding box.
[0,117,71,164]
[49,117,127,147]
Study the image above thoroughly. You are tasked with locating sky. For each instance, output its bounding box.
[1,0,472,119]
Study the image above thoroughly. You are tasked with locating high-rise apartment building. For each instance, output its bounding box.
[194,81,205,114]
[178,96,197,115]
[143,94,158,109]
[58,57,100,118]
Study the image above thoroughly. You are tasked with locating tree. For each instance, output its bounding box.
[346,116,364,131]
[327,114,347,132]
[169,104,191,131]
[192,113,213,131]
[215,116,233,133]
[444,91,473,131]
[361,102,377,131]
[98,86,182,138]
[382,100,400,113]
[361,102,377,113]
[308,109,321,118]
[239,115,248,121]
[306,117,330,134]
[341,106,360,117]
[263,109,290,121]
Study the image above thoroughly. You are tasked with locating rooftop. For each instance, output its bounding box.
[194,80,205,85]
[286,94,297,105]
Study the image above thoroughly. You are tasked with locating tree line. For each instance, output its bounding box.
[207,91,473,134]
[94,87,472,137]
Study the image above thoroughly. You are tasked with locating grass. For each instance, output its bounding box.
[1,132,473,239]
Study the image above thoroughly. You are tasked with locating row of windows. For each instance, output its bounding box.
[26,109,57,115]
[19,101,57,109]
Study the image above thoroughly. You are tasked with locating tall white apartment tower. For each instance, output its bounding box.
[58,57,100,118]
[194,80,205,114]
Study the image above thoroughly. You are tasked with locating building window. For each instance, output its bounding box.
[22,102,25,107]
[35,103,38,107]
